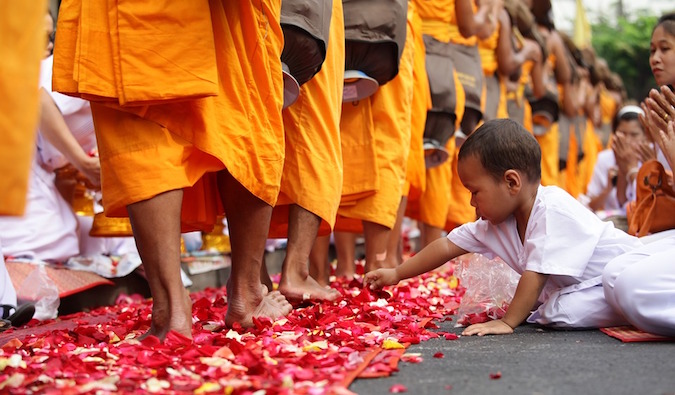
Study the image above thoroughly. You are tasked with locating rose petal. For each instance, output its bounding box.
[390,384,408,393]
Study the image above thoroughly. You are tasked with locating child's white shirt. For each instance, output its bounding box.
[448,185,643,304]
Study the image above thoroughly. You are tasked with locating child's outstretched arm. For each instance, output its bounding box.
[364,237,468,289]
[462,270,549,336]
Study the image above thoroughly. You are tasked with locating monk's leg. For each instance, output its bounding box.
[309,235,331,286]
[362,221,392,272]
[260,251,273,292]
[420,222,444,248]
[218,170,292,327]
[460,109,481,140]
[127,189,192,340]
[278,205,339,302]
[382,196,407,267]
[334,231,356,279]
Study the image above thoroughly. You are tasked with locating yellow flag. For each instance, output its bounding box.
[573,0,592,48]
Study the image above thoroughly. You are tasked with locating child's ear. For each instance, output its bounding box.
[504,169,521,192]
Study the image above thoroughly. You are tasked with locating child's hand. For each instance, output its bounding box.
[364,268,399,290]
[461,319,514,336]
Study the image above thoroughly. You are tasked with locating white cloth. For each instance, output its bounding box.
[602,235,675,337]
[448,185,643,328]
[37,56,97,170]
[0,239,18,309]
[586,150,623,211]
[0,160,80,262]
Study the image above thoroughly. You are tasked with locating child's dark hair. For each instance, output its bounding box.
[654,12,675,36]
[459,119,541,183]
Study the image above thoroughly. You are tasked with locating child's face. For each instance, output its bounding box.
[458,154,515,225]
[650,25,675,86]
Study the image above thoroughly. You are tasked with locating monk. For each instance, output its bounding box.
[267,0,344,302]
[381,1,431,267]
[53,1,292,339]
[332,5,416,274]
[0,0,46,315]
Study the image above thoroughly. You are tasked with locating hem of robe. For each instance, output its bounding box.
[268,204,334,239]
[333,214,365,234]
[56,0,286,216]
[90,103,225,232]
[446,144,476,228]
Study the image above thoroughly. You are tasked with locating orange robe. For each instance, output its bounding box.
[406,73,465,229]
[598,88,617,148]
[268,0,345,238]
[54,0,285,231]
[579,117,601,196]
[409,0,474,229]
[0,1,45,215]
[335,6,416,232]
[403,2,431,201]
[478,21,508,121]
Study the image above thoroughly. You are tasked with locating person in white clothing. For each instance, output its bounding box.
[365,119,643,336]
[585,105,650,213]
[603,13,675,337]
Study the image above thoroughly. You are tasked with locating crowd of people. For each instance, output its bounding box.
[0,0,673,339]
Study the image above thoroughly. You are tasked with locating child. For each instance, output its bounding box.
[365,119,643,336]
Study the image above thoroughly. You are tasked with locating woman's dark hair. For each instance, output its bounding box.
[654,12,675,36]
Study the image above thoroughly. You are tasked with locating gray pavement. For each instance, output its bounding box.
[351,319,675,395]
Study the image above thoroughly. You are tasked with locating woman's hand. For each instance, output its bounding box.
[611,132,639,173]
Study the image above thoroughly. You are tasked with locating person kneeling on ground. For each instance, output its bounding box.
[365,119,643,336]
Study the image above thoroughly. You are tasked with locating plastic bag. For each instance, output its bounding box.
[17,263,60,321]
[454,254,520,327]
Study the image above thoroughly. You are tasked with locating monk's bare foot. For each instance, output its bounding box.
[139,290,192,341]
[278,272,340,303]
[334,268,355,279]
[225,284,292,328]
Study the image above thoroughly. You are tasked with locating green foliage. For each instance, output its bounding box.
[591,12,658,101]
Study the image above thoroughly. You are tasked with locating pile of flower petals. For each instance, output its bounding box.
[0,264,460,394]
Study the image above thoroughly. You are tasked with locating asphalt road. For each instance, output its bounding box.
[350,319,675,395]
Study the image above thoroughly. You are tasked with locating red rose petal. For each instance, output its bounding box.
[390,384,408,393]
[433,352,444,358]
[490,371,502,379]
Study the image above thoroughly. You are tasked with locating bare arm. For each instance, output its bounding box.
[611,133,639,208]
[529,56,547,99]
[496,10,540,77]
[549,31,572,86]
[462,270,549,336]
[364,237,468,289]
[456,0,498,40]
[38,88,101,188]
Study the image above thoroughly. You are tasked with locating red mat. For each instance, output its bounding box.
[6,260,113,299]
[600,326,675,342]
[0,263,462,393]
